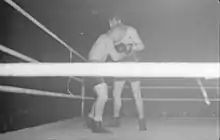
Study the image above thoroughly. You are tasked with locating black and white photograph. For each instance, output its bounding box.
[0,0,219,139]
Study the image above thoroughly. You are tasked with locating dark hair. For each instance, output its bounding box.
[108,14,122,21]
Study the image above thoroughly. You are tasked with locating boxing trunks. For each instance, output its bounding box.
[85,76,105,88]
[115,51,140,82]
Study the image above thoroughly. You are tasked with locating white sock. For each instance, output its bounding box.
[135,96,144,119]
[94,116,102,122]
[88,104,95,118]
[93,83,108,122]
[132,86,144,119]
[113,97,122,118]
[113,81,124,118]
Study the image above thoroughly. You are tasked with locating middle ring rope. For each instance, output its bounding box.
[0,85,219,102]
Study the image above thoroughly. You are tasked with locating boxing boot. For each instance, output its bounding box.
[138,118,147,131]
[107,117,121,127]
[84,116,94,129]
[91,121,112,134]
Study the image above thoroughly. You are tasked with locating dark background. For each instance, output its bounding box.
[0,0,219,133]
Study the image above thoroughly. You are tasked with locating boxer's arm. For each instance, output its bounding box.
[108,41,126,61]
[128,27,145,51]
[88,36,107,62]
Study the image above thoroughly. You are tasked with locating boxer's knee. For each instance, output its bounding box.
[94,83,108,102]
[113,81,125,98]
[113,81,125,92]
[131,81,142,99]
[131,81,140,88]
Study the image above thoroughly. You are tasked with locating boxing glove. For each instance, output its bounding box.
[115,43,127,53]
[115,43,133,55]
[124,43,133,55]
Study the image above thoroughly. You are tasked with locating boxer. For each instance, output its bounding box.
[108,16,147,131]
[85,21,129,133]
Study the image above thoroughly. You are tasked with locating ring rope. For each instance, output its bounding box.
[0,44,82,82]
[4,0,88,101]
[108,85,219,89]
[4,0,87,62]
[0,44,39,63]
[0,44,84,90]
[3,0,220,108]
[0,62,219,78]
[3,0,85,84]
[0,85,219,102]
[0,85,92,100]
[120,98,220,102]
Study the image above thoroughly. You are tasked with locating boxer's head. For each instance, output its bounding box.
[108,25,127,42]
[109,16,122,28]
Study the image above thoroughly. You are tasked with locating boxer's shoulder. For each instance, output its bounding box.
[126,26,137,34]
[98,34,108,40]
[96,34,112,43]
[117,24,135,32]
[111,24,128,33]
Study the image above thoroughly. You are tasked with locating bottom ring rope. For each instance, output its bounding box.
[0,85,93,100]
[108,85,219,89]
[121,98,220,102]
[0,85,219,102]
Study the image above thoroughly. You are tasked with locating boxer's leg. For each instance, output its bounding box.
[93,83,108,122]
[87,77,106,120]
[86,99,95,129]
[91,81,111,133]
[108,80,125,127]
[130,80,147,131]
[113,80,125,118]
[85,77,111,133]
[88,103,95,119]
[85,78,96,129]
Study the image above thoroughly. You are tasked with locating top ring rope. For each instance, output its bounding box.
[0,62,219,78]
[4,0,87,62]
